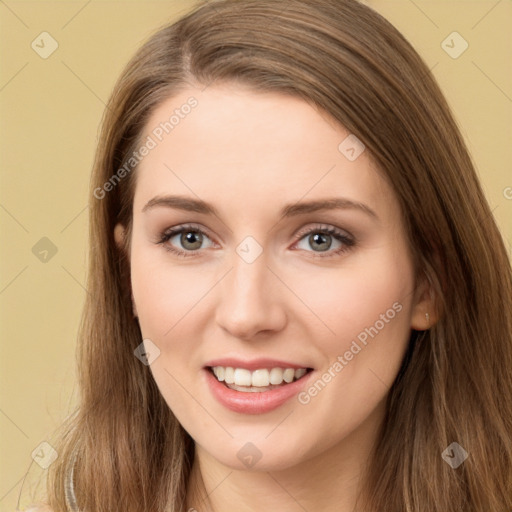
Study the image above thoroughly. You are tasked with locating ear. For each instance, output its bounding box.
[410,271,438,330]
[114,222,125,249]
[114,223,138,318]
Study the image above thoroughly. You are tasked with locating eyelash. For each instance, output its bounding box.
[155,223,356,259]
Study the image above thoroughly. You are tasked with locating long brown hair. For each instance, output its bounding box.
[43,0,512,510]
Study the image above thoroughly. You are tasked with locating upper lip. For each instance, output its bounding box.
[204,358,313,371]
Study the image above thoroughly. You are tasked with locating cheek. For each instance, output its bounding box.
[284,258,414,454]
[293,249,414,419]
[129,244,210,415]
[130,243,212,340]
[292,251,414,415]
[290,250,414,347]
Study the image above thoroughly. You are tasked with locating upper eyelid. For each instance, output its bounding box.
[163,223,214,239]
[294,223,352,238]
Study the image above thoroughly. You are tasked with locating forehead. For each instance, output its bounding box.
[132,85,393,220]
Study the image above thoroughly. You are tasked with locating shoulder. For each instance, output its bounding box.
[25,506,53,512]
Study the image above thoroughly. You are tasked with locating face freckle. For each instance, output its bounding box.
[120,84,425,473]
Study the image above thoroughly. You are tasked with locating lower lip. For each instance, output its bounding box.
[204,368,314,414]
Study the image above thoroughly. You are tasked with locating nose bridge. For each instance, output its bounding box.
[215,244,286,338]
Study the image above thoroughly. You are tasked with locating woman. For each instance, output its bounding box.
[33,0,512,510]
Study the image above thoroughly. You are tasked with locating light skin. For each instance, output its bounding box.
[115,84,435,512]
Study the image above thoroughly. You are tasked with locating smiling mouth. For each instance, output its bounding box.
[207,366,313,393]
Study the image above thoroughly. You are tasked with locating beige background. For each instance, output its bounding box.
[0,1,510,510]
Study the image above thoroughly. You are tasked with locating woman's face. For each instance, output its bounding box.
[116,84,430,471]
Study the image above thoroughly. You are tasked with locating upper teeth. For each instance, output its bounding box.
[212,366,307,387]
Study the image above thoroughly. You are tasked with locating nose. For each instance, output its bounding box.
[214,249,287,340]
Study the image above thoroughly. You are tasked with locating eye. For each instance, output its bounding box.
[155,223,355,259]
[156,224,215,257]
[293,225,355,258]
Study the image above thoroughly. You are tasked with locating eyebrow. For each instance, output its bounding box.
[142,195,378,219]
